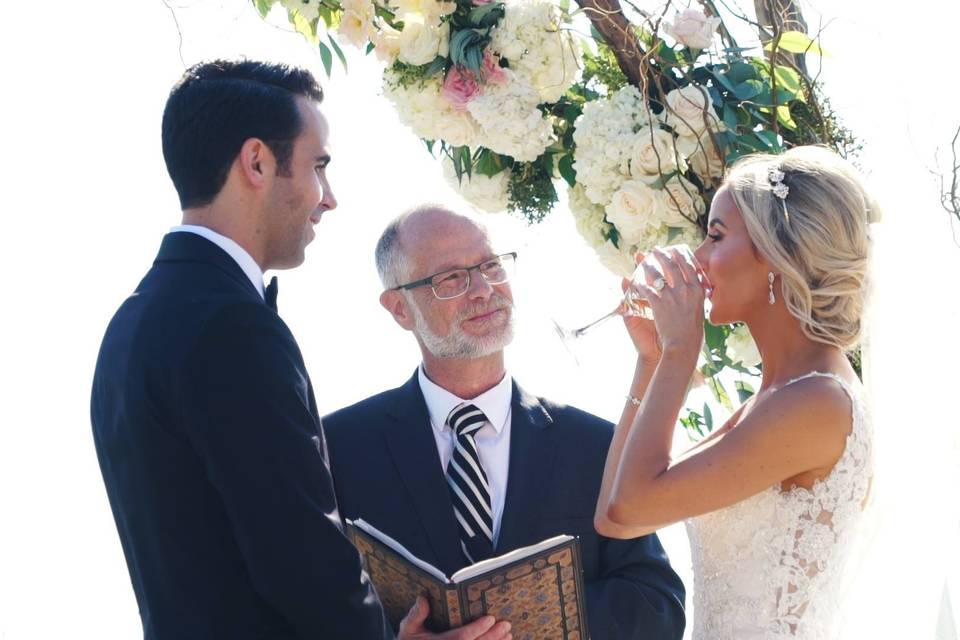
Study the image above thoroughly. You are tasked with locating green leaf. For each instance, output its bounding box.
[727,61,757,84]
[590,24,606,45]
[755,129,781,150]
[292,11,319,44]
[558,154,576,187]
[765,30,829,57]
[733,79,763,100]
[318,41,334,77]
[327,33,348,72]
[770,64,802,96]
[703,403,714,432]
[254,0,274,19]
[776,104,797,130]
[475,150,506,177]
[713,70,737,94]
[704,321,727,352]
[423,56,448,77]
[450,29,486,71]
[709,377,734,412]
[468,3,504,28]
[365,41,375,55]
[722,104,739,131]
[735,380,756,403]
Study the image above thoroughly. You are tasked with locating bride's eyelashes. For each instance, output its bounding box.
[707,232,723,242]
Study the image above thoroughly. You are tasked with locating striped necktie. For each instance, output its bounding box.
[445,402,494,564]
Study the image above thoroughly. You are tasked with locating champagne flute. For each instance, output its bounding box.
[553,244,703,351]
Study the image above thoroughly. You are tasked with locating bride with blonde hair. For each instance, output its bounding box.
[594,145,880,638]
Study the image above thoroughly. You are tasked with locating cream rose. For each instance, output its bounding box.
[664,84,720,137]
[391,0,455,25]
[664,9,721,50]
[630,126,683,177]
[658,176,706,227]
[678,132,725,180]
[338,6,375,48]
[605,180,664,246]
[726,324,762,368]
[372,23,402,63]
[398,19,449,66]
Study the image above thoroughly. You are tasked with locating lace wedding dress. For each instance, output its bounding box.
[684,372,874,639]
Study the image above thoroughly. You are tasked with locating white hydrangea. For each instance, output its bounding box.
[383,70,479,148]
[442,156,511,213]
[466,70,554,161]
[572,85,652,205]
[594,239,638,278]
[489,0,581,103]
[568,183,612,250]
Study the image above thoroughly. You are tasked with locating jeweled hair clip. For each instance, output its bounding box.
[767,166,791,222]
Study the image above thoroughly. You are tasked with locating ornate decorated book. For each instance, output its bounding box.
[345,519,589,639]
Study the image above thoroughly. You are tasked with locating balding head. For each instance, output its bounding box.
[374,204,490,289]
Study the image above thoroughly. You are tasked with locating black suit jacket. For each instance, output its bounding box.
[324,372,686,639]
[90,232,391,640]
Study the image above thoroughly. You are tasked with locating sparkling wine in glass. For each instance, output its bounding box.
[553,244,701,359]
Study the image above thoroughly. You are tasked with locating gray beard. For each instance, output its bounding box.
[410,295,515,359]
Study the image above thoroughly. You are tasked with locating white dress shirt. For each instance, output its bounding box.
[418,366,512,546]
[171,225,266,300]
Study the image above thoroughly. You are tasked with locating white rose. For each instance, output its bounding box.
[595,240,637,278]
[657,176,706,227]
[630,126,683,177]
[726,324,762,368]
[338,5,375,48]
[664,9,721,50]
[398,19,449,66]
[664,84,720,137]
[372,23,402,63]
[606,180,664,246]
[686,133,725,180]
[390,0,455,25]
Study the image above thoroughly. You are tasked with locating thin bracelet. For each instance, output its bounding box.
[625,395,642,406]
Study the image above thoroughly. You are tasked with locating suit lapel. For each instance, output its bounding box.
[496,381,557,553]
[383,372,464,576]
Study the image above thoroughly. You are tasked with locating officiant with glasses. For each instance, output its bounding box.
[323,204,686,639]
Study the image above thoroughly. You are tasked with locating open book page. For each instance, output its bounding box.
[450,534,573,583]
[349,518,449,583]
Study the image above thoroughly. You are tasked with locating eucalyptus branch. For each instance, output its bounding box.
[937,125,960,226]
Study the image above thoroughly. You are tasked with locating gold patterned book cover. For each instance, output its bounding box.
[345,519,589,639]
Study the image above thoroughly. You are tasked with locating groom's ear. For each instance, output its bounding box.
[236,138,273,190]
[380,289,416,331]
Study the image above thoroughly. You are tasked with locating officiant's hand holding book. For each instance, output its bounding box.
[398,594,511,640]
[347,519,589,640]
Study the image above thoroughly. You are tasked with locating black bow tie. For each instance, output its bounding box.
[265,276,279,311]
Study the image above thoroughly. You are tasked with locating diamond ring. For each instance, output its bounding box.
[652,277,667,292]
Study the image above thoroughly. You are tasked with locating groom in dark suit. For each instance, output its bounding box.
[90,61,509,640]
[324,206,686,639]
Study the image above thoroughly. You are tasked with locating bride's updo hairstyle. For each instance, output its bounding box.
[724,146,880,351]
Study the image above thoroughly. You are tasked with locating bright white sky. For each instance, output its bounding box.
[1,0,959,638]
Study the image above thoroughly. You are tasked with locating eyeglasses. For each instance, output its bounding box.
[393,252,517,300]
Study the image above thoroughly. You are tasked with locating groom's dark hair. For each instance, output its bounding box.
[161,59,324,209]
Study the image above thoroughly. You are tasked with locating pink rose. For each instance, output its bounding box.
[481,51,507,85]
[442,66,480,112]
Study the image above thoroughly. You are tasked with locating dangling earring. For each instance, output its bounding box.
[768,272,776,305]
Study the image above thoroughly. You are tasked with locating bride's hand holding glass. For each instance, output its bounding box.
[628,247,708,363]
[620,253,662,365]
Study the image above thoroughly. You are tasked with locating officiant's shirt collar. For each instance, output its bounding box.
[171,225,266,299]
[418,365,512,434]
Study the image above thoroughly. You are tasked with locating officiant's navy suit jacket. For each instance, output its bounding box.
[90,232,391,640]
[324,373,687,639]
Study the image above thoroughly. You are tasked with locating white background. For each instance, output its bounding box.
[1,1,958,637]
